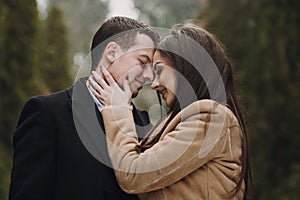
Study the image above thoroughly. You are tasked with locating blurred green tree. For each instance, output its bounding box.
[0,0,39,148]
[0,0,40,198]
[0,1,8,199]
[0,1,108,199]
[197,0,300,199]
[50,0,108,67]
[0,142,11,199]
[40,5,72,92]
[134,0,199,28]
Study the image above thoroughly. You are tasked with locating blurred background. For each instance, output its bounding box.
[0,0,299,199]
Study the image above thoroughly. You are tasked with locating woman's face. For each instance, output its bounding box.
[151,51,178,107]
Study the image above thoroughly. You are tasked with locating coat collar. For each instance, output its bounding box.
[66,77,89,109]
[67,77,152,139]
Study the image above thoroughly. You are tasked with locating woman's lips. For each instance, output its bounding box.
[160,89,167,100]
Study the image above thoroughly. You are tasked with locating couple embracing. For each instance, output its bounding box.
[9,16,252,200]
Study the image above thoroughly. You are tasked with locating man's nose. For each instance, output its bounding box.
[142,64,154,82]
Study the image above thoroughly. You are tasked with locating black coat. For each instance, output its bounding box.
[9,79,151,200]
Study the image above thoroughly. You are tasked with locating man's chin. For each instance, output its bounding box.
[131,86,142,98]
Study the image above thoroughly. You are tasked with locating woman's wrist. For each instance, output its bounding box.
[98,105,133,112]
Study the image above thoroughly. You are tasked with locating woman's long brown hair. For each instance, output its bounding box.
[136,22,252,199]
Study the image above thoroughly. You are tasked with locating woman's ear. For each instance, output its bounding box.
[104,42,122,63]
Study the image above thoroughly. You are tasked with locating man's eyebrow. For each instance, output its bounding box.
[140,54,151,63]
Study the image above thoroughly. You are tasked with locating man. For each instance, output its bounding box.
[9,16,158,200]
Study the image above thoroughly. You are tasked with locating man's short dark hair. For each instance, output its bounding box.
[91,16,159,70]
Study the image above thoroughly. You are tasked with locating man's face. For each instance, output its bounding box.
[107,33,155,98]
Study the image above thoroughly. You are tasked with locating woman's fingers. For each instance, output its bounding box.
[88,76,104,95]
[88,77,111,105]
[88,81,102,100]
[91,71,109,89]
[89,70,132,107]
[101,67,118,88]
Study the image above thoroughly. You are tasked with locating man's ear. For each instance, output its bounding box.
[103,42,122,63]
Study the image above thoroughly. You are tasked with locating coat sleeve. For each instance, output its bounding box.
[9,96,56,200]
[101,103,228,193]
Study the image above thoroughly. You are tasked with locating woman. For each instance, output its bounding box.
[89,23,252,199]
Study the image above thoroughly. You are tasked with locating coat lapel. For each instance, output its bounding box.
[67,78,152,163]
[67,78,112,166]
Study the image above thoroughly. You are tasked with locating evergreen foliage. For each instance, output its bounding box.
[0,1,39,198]
[50,0,108,59]
[0,0,39,148]
[198,0,300,198]
[133,0,199,28]
[40,5,72,92]
[0,1,75,198]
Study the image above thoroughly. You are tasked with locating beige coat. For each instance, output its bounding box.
[101,99,244,199]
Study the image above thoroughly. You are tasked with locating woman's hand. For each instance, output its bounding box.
[88,67,132,107]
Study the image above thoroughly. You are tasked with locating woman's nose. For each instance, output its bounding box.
[151,79,159,89]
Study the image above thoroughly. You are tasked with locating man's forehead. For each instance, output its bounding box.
[126,47,154,63]
[131,33,155,49]
[125,44,155,61]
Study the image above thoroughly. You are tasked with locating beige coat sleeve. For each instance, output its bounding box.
[101,101,229,193]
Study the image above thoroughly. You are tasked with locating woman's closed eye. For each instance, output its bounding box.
[153,62,163,77]
[154,66,163,78]
[155,68,162,77]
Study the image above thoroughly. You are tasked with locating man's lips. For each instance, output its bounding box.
[134,78,144,85]
[133,79,143,91]
[131,79,143,94]
[137,85,143,91]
